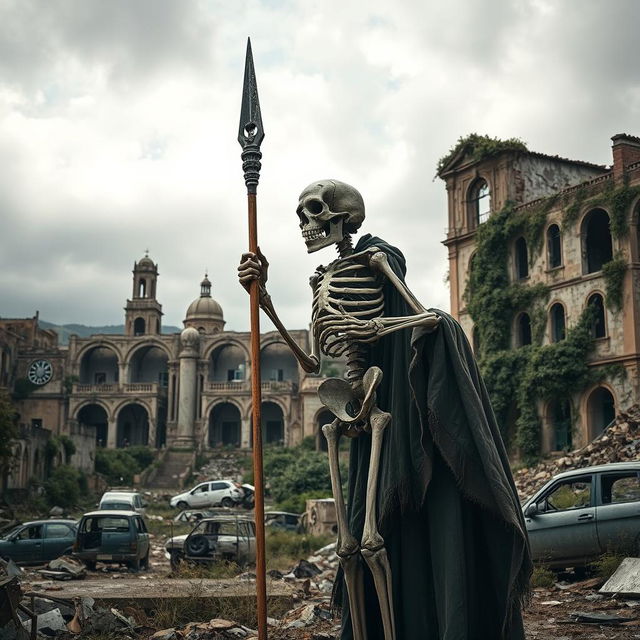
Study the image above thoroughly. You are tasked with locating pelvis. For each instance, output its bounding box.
[318,366,383,426]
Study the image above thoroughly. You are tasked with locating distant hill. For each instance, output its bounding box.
[39,320,182,345]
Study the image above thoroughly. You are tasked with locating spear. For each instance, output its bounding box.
[238,38,268,639]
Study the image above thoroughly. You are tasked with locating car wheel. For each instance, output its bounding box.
[221,497,233,508]
[128,556,141,571]
[170,552,182,571]
[177,501,189,510]
[141,551,150,571]
[185,534,209,557]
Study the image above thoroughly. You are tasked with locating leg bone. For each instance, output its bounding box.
[323,420,366,640]
[360,407,396,640]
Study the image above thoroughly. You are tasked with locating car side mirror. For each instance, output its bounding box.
[524,503,539,518]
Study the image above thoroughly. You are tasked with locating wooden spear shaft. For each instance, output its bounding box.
[238,38,268,639]
[248,193,267,639]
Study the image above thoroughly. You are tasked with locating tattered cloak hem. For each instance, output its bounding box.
[338,235,532,640]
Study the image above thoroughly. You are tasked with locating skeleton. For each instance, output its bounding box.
[238,179,439,640]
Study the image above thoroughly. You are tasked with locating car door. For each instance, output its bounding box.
[42,523,76,561]
[209,482,228,506]
[11,524,44,564]
[525,474,599,563]
[596,470,640,552]
[189,483,211,507]
[134,517,150,559]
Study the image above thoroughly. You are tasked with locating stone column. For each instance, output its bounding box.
[176,327,200,448]
[241,415,251,448]
[107,418,117,448]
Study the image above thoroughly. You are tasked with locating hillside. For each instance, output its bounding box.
[39,320,182,345]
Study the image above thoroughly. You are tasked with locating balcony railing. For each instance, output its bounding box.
[72,382,163,395]
[206,380,296,394]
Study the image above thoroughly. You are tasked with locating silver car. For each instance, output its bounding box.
[165,516,256,568]
[523,462,640,568]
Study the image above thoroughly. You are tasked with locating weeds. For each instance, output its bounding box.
[592,550,625,580]
[530,565,555,588]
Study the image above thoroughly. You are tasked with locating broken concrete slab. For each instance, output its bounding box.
[600,557,640,597]
[25,578,296,615]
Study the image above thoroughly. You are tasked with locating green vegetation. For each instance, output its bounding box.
[244,438,345,513]
[436,133,528,176]
[529,565,555,588]
[592,550,625,580]
[44,464,89,508]
[12,377,37,399]
[466,197,619,461]
[95,445,155,485]
[603,253,627,311]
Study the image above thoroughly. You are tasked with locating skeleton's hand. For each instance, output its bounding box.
[238,248,269,295]
[318,313,383,355]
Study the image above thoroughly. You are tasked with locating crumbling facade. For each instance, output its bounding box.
[440,133,640,455]
[2,255,332,489]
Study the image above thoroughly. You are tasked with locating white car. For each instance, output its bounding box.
[169,481,243,509]
[99,491,147,515]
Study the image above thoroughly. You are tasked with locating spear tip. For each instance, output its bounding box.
[238,38,264,150]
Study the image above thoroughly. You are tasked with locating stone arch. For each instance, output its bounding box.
[314,409,334,452]
[74,340,123,369]
[585,385,616,440]
[116,402,150,447]
[77,403,110,446]
[260,341,298,383]
[124,339,173,363]
[78,343,121,384]
[208,402,242,448]
[133,317,146,336]
[249,401,286,446]
[208,341,249,382]
[203,338,250,363]
[127,344,169,386]
[581,208,613,274]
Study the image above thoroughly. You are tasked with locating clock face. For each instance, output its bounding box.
[28,360,53,386]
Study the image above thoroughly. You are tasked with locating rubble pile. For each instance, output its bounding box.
[193,452,249,484]
[514,405,640,501]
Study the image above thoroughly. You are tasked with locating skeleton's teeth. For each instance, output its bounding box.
[302,228,325,241]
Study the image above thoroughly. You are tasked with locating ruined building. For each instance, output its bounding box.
[2,255,333,488]
[439,133,640,456]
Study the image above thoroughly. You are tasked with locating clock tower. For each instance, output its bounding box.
[124,252,163,336]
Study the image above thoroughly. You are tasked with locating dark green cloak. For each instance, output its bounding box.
[338,234,531,640]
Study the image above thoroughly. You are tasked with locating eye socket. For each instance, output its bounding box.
[307,200,324,215]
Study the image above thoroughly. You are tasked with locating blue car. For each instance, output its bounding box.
[0,519,78,565]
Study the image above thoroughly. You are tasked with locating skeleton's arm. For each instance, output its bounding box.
[238,251,320,374]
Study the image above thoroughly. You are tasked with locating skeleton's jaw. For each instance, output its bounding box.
[303,217,345,253]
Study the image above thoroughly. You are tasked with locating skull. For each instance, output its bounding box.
[296,179,365,253]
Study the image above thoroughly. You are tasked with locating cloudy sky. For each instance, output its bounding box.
[1,0,639,333]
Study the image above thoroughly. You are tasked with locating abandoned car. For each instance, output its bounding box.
[523,462,640,568]
[74,510,150,570]
[265,511,301,531]
[99,491,147,515]
[164,516,256,568]
[169,480,244,509]
[0,519,78,565]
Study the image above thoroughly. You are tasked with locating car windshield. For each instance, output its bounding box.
[1,525,23,539]
[81,516,130,532]
[100,502,131,510]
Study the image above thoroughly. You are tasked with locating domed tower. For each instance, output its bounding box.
[125,252,163,336]
[183,274,225,333]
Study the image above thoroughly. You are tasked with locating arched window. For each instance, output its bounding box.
[515,237,529,280]
[469,179,491,226]
[587,293,606,338]
[547,224,562,268]
[583,209,613,273]
[138,278,147,298]
[549,303,566,342]
[517,313,532,347]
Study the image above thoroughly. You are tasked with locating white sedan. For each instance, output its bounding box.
[169,480,244,509]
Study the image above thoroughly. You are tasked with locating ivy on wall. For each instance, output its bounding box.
[466,194,626,461]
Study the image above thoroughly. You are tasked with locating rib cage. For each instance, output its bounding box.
[312,259,384,386]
